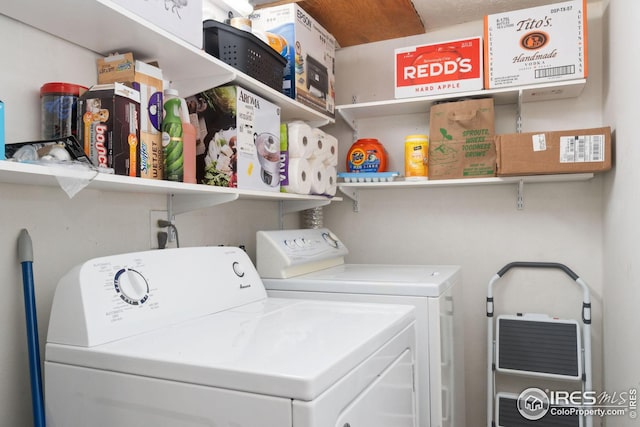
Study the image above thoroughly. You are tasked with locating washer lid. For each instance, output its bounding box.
[46,298,414,401]
[262,264,461,297]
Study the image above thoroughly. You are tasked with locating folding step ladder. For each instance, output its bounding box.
[486,262,593,427]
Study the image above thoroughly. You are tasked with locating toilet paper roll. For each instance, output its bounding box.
[323,133,338,167]
[311,127,329,160]
[324,165,337,196]
[282,157,312,195]
[287,121,314,159]
[308,157,326,195]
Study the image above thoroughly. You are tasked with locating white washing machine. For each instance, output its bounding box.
[44,246,418,427]
[257,228,466,427]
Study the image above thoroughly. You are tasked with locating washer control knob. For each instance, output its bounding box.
[232,261,245,277]
[114,268,149,305]
[322,231,340,249]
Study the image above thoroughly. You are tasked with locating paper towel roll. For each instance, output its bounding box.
[324,165,337,196]
[287,121,314,159]
[308,157,326,195]
[283,157,312,195]
[323,133,338,167]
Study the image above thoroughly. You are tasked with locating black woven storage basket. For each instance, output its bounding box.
[203,20,287,92]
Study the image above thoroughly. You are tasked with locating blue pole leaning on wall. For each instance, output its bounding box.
[18,229,46,427]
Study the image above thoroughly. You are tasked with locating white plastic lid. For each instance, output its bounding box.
[164,88,179,98]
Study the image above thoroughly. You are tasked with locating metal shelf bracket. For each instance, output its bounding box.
[517,179,525,210]
[517,90,523,134]
[339,187,361,212]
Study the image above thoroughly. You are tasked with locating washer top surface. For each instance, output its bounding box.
[263,263,461,297]
[46,297,414,401]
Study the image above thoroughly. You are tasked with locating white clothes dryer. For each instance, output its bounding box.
[257,228,466,427]
[45,246,417,427]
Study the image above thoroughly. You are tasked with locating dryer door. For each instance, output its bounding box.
[292,321,416,427]
[335,349,415,427]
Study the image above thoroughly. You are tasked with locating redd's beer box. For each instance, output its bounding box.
[395,37,483,98]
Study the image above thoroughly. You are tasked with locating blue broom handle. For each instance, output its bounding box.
[19,230,45,427]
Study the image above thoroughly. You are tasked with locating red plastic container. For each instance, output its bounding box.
[40,82,88,139]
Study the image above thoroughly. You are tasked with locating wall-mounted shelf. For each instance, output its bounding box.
[336,79,586,131]
[0,161,340,215]
[338,173,595,212]
[1,0,334,127]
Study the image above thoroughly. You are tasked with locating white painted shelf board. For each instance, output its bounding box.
[338,173,594,191]
[0,0,333,126]
[0,161,340,213]
[338,173,595,212]
[336,79,586,127]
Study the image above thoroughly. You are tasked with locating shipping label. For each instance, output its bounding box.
[559,134,605,163]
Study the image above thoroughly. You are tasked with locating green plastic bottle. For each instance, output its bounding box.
[162,93,184,182]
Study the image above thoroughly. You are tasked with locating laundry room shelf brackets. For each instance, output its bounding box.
[338,173,595,212]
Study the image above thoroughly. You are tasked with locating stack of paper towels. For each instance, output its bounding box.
[280,121,338,196]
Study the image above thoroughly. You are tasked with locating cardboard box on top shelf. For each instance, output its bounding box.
[495,126,611,176]
[484,0,588,89]
[395,37,484,99]
[186,85,281,192]
[78,83,141,177]
[97,53,135,85]
[250,4,336,117]
[428,98,496,180]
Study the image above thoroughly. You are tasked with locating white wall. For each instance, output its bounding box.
[324,4,607,425]
[602,0,640,426]
[0,14,299,425]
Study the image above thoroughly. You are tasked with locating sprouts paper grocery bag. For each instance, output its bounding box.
[428,98,496,179]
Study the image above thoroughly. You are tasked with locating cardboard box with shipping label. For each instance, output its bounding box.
[133,61,164,180]
[395,37,484,98]
[78,83,141,176]
[428,98,496,179]
[250,4,336,117]
[484,0,588,89]
[188,86,281,192]
[496,127,611,176]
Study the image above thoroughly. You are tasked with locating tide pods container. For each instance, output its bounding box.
[484,0,588,89]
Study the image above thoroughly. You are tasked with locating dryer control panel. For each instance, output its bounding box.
[257,228,349,279]
[47,246,267,347]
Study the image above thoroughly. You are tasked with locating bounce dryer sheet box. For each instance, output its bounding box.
[496,126,611,176]
[187,85,281,192]
[132,61,164,180]
[395,37,484,98]
[78,83,141,176]
[428,98,496,180]
[484,0,588,89]
[250,4,336,117]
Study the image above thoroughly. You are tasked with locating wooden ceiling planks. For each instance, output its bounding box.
[256,0,425,47]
